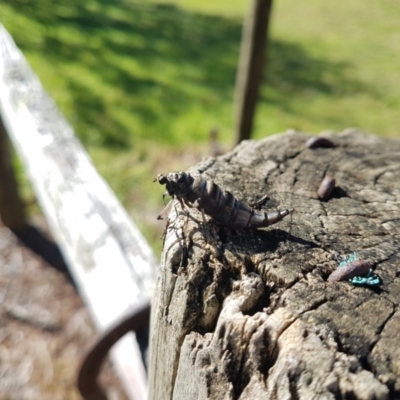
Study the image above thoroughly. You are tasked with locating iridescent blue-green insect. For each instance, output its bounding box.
[349,270,382,286]
[328,252,382,286]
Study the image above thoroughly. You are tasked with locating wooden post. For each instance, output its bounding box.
[234,0,273,144]
[0,114,27,231]
[149,129,399,399]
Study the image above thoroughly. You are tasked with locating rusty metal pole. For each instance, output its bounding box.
[234,0,273,144]
[0,114,27,231]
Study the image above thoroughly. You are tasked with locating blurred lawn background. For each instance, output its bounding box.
[0,0,399,255]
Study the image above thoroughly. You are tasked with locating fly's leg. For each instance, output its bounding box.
[192,198,207,224]
[158,197,181,242]
[162,211,188,270]
[250,194,270,209]
[157,199,173,221]
[162,191,170,205]
[173,197,204,225]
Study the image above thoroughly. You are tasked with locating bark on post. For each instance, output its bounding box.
[0,114,27,231]
[234,0,273,144]
[149,129,400,400]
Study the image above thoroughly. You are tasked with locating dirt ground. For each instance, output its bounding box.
[0,224,129,400]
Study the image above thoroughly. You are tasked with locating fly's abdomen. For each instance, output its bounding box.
[248,209,292,228]
[215,191,253,229]
[170,172,292,229]
[200,179,254,229]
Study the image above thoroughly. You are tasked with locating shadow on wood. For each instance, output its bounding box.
[12,224,70,276]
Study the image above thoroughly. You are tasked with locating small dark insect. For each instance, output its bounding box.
[305,137,335,149]
[155,171,293,229]
[328,259,371,282]
[318,176,336,201]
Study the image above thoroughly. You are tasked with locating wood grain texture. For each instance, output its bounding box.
[149,129,400,400]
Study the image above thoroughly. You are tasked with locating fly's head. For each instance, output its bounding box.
[156,171,194,198]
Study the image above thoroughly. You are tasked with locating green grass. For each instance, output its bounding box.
[1,0,399,256]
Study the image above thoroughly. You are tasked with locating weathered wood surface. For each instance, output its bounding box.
[0,25,157,399]
[149,129,400,400]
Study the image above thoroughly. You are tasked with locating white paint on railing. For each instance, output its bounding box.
[0,24,158,400]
